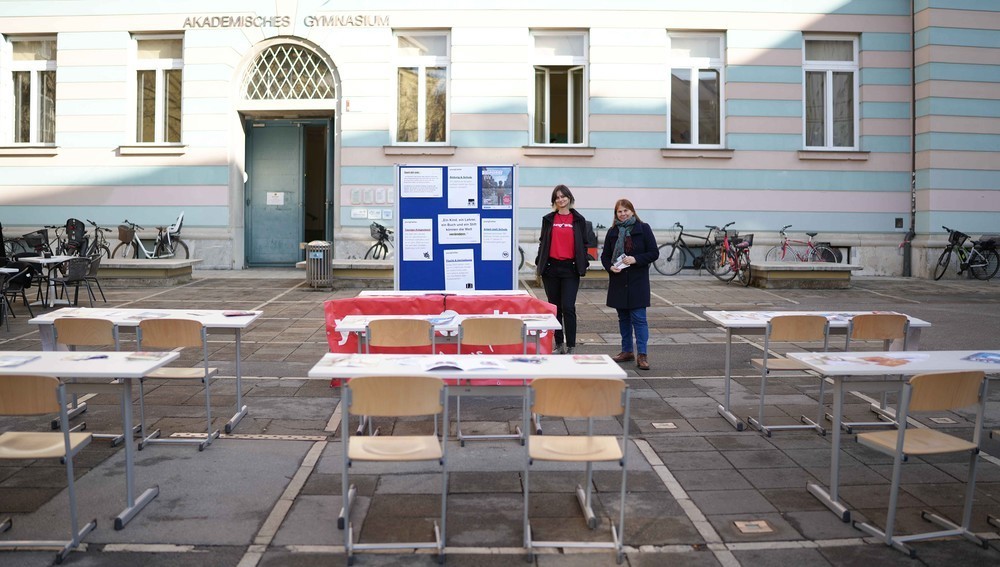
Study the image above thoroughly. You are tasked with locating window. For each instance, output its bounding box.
[134,35,182,144]
[803,37,858,149]
[668,33,723,147]
[531,31,587,145]
[394,31,448,144]
[9,38,56,144]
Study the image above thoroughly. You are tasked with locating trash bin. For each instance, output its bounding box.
[305,240,333,289]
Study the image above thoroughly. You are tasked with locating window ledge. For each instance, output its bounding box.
[118,144,187,156]
[521,146,596,157]
[660,148,733,159]
[797,149,869,161]
[0,145,58,157]
[383,145,456,156]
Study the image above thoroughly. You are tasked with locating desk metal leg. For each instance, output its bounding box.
[114,379,158,530]
[807,376,850,522]
[716,329,744,431]
[225,329,248,433]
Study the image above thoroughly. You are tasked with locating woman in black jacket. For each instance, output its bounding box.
[535,185,589,354]
[601,199,658,370]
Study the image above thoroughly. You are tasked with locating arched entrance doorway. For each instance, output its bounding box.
[238,39,338,266]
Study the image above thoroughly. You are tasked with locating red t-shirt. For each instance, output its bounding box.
[549,213,575,260]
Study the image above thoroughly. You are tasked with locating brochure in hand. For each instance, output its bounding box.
[612,254,629,270]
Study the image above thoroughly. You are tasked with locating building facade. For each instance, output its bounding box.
[0,0,997,276]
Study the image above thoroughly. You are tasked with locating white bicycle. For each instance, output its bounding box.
[112,212,189,259]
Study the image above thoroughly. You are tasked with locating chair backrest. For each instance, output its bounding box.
[366,318,434,351]
[458,317,526,354]
[0,375,61,415]
[767,315,829,343]
[531,378,626,418]
[138,318,205,349]
[54,317,118,348]
[907,371,984,412]
[346,375,444,417]
[847,313,909,350]
[61,257,90,281]
[86,254,102,277]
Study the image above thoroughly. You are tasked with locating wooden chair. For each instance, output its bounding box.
[53,317,132,446]
[853,371,989,557]
[455,317,527,445]
[136,318,219,451]
[826,313,909,432]
[523,377,630,564]
[339,375,448,564]
[0,375,96,563]
[359,318,435,435]
[747,315,829,436]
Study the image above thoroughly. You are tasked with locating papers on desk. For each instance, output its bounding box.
[572,354,607,364]
[798,353,929,368]
[420,357,505,372]
[0,354,39,367]
[127,352,173,361]
[964,352,1000,364]
[426,310,458,326]
[124,311,169,321]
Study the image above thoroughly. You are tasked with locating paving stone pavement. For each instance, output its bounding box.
[0,270,999,566]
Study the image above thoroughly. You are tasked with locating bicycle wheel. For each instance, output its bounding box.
[763,246,785,262]
[710,248,736,282]
[518,246,525,270]
[737,250,752,287]
[654,244,684,276]
[809,246,838,263]
[97,245,111,259]
[168,238,189,259]
[112,242,138,259]
[365,243,387,260]
[933,248,952,280]
[970,248,1000,280]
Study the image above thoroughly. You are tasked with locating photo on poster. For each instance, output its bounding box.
[481,166,513,210]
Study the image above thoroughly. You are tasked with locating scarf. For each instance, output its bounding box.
[613,217,637,259]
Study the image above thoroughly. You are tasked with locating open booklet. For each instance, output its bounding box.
[420,357,506,372]
[0,354,40,367]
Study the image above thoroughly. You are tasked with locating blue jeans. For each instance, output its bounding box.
[616,307,648,354]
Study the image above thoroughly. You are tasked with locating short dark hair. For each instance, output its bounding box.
[551,184,575,209]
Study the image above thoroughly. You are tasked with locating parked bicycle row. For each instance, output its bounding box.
[2,212,189,262]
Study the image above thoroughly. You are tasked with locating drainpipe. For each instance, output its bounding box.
[903,0,916,277]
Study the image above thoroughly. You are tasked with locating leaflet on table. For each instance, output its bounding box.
[0,354,40,367]
[572,354,607,364]
[127,352,174,361]
[420,357,506,371]
[964,352,1000,364]
[124,311,169,320]
[797,353,929,367]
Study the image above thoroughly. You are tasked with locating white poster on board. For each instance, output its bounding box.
[402,218,433,261]
[438,214,480,244]
[447,165,478,209]
[399,167,443,198]
[481,217,513,261]
[444,248,475,290]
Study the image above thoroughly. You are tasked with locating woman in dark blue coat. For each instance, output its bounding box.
[601,199,658,370]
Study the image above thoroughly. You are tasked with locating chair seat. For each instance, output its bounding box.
[348,435,443,461]
[146,367,218,380]
[858,428,977,456]
[751,357,810,371]
[529,435,622,462]
[0,431,92,459]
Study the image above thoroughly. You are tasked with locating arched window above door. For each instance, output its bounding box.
[242,43,334,100]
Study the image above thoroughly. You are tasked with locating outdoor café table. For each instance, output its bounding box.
[787,349,1000,522]
[0,350,178,529]
[335,313,561,353]
[19,255,75,308]
[308,352,626,388]
[702,310,932,431]
[29,307,262,433]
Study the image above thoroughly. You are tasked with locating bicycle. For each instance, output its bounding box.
[726,233,754,286]
[112,213,189,259]
[764,225,837,263]
[84,219,112,259]
[710,223,741,282]
[933,226,999,281]
[364,221,393,260]
[654,222,731,277]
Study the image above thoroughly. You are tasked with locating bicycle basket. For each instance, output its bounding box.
[22,229,47,251]
[735,233,754,247]
[118,224,135,242]
[715,231,737,245]
[949,230,969,246]
[369,223,385,240]
[978,235,998,250]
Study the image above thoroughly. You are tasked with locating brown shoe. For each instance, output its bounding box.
[636,354,650,370]
[612,351,635,363]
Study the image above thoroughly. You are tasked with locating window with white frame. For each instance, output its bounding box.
[9,38,56,144]
[803,37,857,149]
[668,33,723,147]
[394,31,448,144]
[134,35,182,144]
[532,31,587,145]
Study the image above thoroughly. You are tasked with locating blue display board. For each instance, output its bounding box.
[395,164,518,291]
